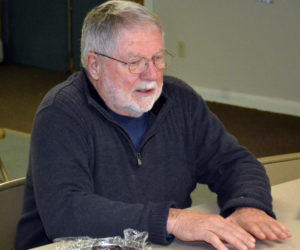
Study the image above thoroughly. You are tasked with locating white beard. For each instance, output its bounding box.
[101,77,162,117]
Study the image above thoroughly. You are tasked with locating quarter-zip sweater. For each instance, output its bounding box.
[15,71,274,250]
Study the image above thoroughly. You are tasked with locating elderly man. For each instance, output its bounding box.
[15,1,291,249]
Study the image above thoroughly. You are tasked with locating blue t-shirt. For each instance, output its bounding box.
[109,110,148,150]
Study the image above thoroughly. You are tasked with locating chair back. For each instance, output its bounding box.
[0,128,9,182]
[0,128,5,139]
[0,177,26,250]
[259,152,300,185]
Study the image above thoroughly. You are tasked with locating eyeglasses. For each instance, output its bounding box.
[94,49,173,74]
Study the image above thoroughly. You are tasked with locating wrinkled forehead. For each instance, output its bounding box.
[113,25,165,56]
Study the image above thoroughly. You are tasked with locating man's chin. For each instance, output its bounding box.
[124,90,161,117]
[125,103,154,118]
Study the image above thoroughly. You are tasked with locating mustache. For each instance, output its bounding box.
[132,81,157,91]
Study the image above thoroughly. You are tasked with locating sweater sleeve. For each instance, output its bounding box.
[190,95,275,218]
[29,106,173,245]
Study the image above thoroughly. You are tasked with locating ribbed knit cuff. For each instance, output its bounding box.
[220,196,276,218]
[148,202,176,245]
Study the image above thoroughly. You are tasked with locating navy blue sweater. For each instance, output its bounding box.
[15,71,273,249]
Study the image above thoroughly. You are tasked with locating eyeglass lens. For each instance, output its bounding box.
[129,51,172,74]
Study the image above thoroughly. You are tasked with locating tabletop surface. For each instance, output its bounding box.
[154,178,300,249]
[32,179,300,250]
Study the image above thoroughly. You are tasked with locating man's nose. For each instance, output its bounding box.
[140,60,160,81]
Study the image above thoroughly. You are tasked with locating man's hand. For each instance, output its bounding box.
[226,207,292,241]
[167,208,256,250]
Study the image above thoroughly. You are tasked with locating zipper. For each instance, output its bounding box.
[109,120,143,168]
[102,112,160,168]
[137,152,142,167]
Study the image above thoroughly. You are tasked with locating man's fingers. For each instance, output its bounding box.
[269,220,292,240]
[246,221,292,241]
[213,225,255,250]
[228,207,292,242]
[198,215,255,249]
[243,223,266,240]
[202,231,229,250]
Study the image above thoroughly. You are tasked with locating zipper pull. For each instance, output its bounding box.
[137,152,142,167]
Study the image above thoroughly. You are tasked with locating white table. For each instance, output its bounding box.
[32,179,300,250]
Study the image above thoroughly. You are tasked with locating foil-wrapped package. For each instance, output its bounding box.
[54,228,152,250]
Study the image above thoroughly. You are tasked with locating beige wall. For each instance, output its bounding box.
[145,0,300,116]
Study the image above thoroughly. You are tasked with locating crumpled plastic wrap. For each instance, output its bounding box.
[54,228,152,250]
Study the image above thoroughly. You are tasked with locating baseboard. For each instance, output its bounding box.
[192,85,300,117]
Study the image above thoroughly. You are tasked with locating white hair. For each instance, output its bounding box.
[80,0,164,68]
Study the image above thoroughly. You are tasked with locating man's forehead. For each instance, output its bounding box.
[115,27,164,58]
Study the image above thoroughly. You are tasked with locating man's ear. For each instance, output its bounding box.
[86,52,101,81]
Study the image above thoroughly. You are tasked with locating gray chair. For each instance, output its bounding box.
[0,177,26,250]
[0,128,9,182]
[259,152,300,185]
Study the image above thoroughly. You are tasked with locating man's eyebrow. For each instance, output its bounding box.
[127,54,143,60]
[153,49,165,56]
[127,49,165,60]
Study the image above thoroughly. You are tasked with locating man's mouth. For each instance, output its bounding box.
[136,88,154,94]
[133,81,157,96]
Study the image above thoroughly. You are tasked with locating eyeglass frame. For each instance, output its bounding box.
[93,49,173,74]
